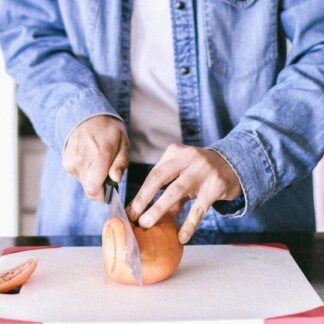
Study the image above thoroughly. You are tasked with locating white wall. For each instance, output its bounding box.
[0,52,18,236]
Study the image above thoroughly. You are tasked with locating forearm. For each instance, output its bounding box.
[0,0,121,152]
[209,0,324,216]
[209,93,323,216]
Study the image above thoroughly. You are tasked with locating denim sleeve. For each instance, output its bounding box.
[0,0,122,153]
[208,0,324,217]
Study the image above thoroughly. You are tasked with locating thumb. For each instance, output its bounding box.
[109,137,129,182]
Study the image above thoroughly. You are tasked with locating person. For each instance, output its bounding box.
[0,0,323,243]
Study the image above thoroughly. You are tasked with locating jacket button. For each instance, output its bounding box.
[176,1,186,10]
[180,66,190,75]
[185,126,197,137]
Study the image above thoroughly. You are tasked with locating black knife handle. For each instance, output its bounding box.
[104,177,119,204]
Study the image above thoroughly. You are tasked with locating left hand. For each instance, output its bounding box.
[126,144,242,244]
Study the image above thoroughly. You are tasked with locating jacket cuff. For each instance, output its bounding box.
[55,88,123,154]
[207,130,276,217]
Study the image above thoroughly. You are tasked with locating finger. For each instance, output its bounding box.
[62,146,86,179]
[126,158,183,221]
[155,143,184,167]
[109,136,129,183]
[168,196,189,220]
[138,178,191,228]
[178,199,207,244]
[81,150,115,201]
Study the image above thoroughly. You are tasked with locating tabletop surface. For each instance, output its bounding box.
[1,231,323,301]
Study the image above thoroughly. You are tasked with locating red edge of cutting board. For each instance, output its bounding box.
[1,245,61,256]
[231,243,289,251]
[265,305,324,323]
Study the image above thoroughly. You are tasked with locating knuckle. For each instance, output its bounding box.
[167,143,180,151]
[63,149,84,168]
[86,194,97,201]
[187,204,206,228]
[168,182,187,198]
[194,205,206,219]
[96,139,113,154]
[62,158,77,173]
[196,151,210,166]
[133,192,146,207]
[148,168,161,181]
[186,146,199,158]
[84,181,100,198]
[131,193,149,214]
[146,169,165,189]
[73,153,83,167]
[202,153,213,166]
[101,143,114,156]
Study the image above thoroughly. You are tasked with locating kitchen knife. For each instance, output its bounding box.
[104,178,143,285]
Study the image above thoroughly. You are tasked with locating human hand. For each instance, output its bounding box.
[62,115,129,201]
[126,144,242,244]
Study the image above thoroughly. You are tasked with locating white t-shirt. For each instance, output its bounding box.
[129,0,182,164]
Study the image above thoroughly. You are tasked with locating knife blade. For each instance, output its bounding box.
[104,178,143,285]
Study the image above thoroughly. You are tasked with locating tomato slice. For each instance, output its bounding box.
[0,258,38,293]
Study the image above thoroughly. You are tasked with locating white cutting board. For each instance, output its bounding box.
[0,245,323,323]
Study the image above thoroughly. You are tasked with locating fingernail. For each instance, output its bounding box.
[179,232,190,244]
[139,216,153,228]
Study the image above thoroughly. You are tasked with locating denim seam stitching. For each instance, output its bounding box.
[207,147,248,218]
[210,48,278,80]
[171,0,202,146]
[204,0,278,79]
[224,0,257,8]
[242,131,277,200]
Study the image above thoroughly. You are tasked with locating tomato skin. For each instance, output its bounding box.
[0,258,38,293]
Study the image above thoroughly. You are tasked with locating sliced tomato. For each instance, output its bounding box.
[0,258,38,293]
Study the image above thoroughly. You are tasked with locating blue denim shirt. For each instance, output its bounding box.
[0,0,323,235]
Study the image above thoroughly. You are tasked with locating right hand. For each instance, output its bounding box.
[62,115,129,201]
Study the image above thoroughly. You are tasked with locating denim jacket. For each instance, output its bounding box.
[0,0,323,235]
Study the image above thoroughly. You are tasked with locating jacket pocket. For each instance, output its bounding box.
[203,0,278,79]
